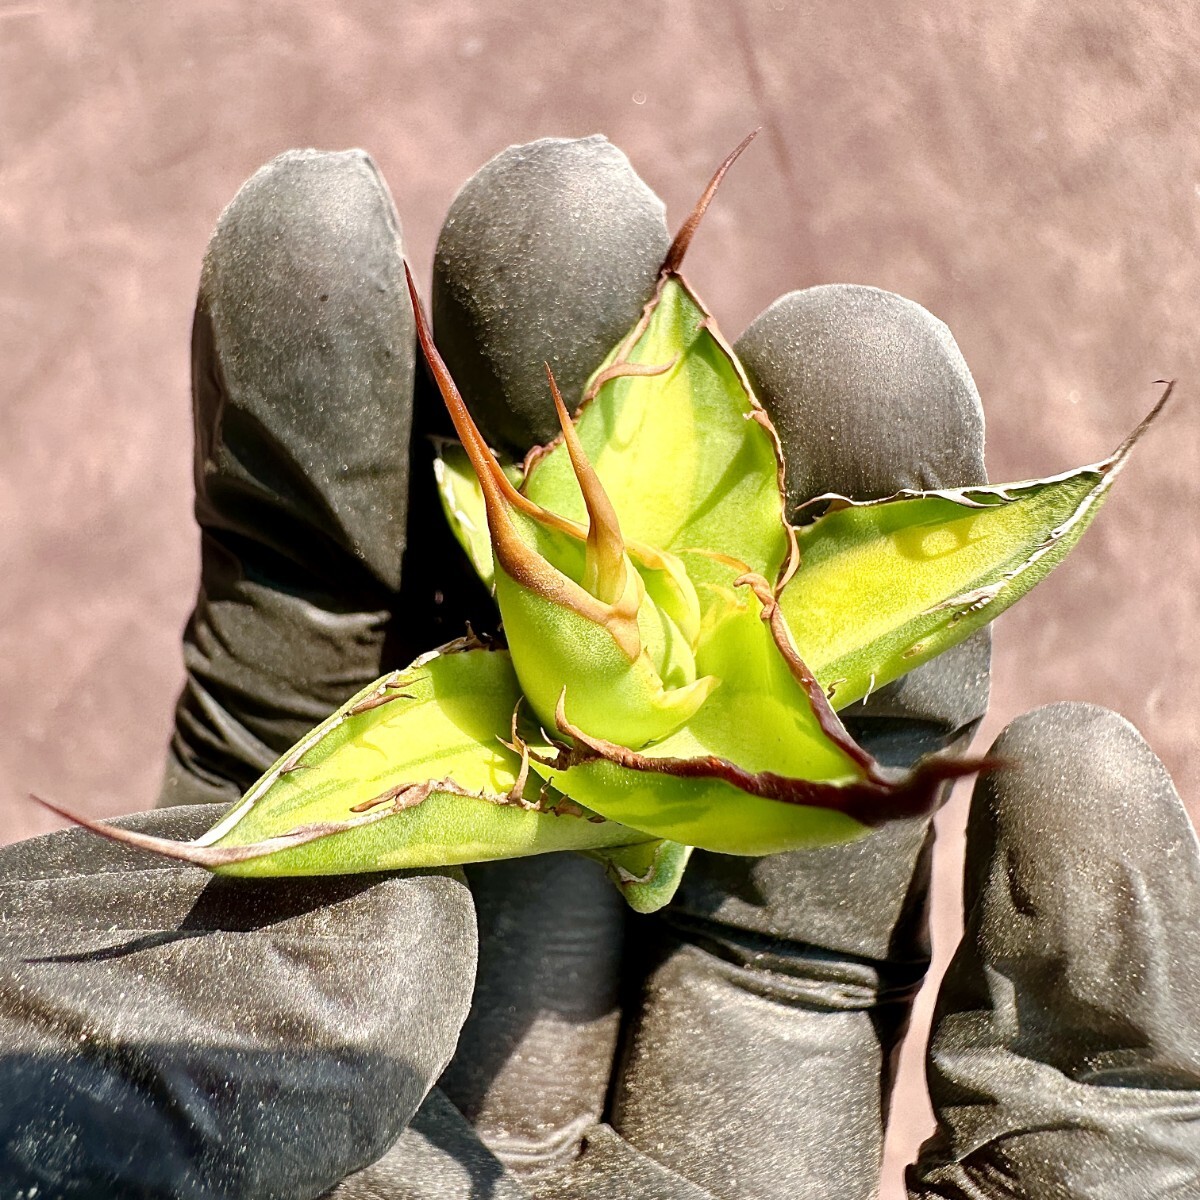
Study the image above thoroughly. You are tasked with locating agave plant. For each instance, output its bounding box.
[44,138,1169,914]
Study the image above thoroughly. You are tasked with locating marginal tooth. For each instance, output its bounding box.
[583,356,678,404]
[926,581,1004,616]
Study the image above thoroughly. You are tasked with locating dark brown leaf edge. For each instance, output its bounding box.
[553,691,994,828]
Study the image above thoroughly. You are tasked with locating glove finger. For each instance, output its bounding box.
[613,287,991,1199]
[162,148,416,809]
[911,702,1200,1199]
[425,138,669,1176]
[739,285,986,510]
[0,808,476,1200]
[323,1089,529,1200]
[432,135,670,455]
[437,856,626,1176]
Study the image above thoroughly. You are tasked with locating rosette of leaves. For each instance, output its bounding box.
[47,139,1169,913]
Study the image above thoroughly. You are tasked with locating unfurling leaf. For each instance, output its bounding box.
[43,136,1170,914]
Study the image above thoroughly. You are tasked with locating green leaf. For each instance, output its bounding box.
[522,275,792,590]
[45,643,654,878]
[538,755,873,857]
[780,390,1170,711]
[585,840,694,914]
[434,439,522,590]
[681,574,866,782]
[531,573,977,856]
[494,553,716,750]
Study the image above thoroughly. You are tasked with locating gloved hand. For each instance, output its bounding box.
[427,138,993,1195]
[2,139,1197,1200]
[413,137,1200,1199]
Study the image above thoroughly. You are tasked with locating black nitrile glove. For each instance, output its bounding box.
[3,137,1197,1200]
[161,148,417,810]
[0,807,475,1200]
[910,703,1200,1200]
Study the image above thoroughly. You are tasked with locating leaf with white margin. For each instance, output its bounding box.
[781,384,1173,711]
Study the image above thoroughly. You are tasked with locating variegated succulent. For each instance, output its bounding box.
[46,139,1168,913]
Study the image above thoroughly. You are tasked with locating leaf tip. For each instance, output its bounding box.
[1104,378,1175,475]
[662,129,759,275]
[28,794,222,867]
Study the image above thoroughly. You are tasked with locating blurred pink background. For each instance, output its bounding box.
[3,4,1198,1196]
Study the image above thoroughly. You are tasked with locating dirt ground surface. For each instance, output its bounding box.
[3,3,1198,1196]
